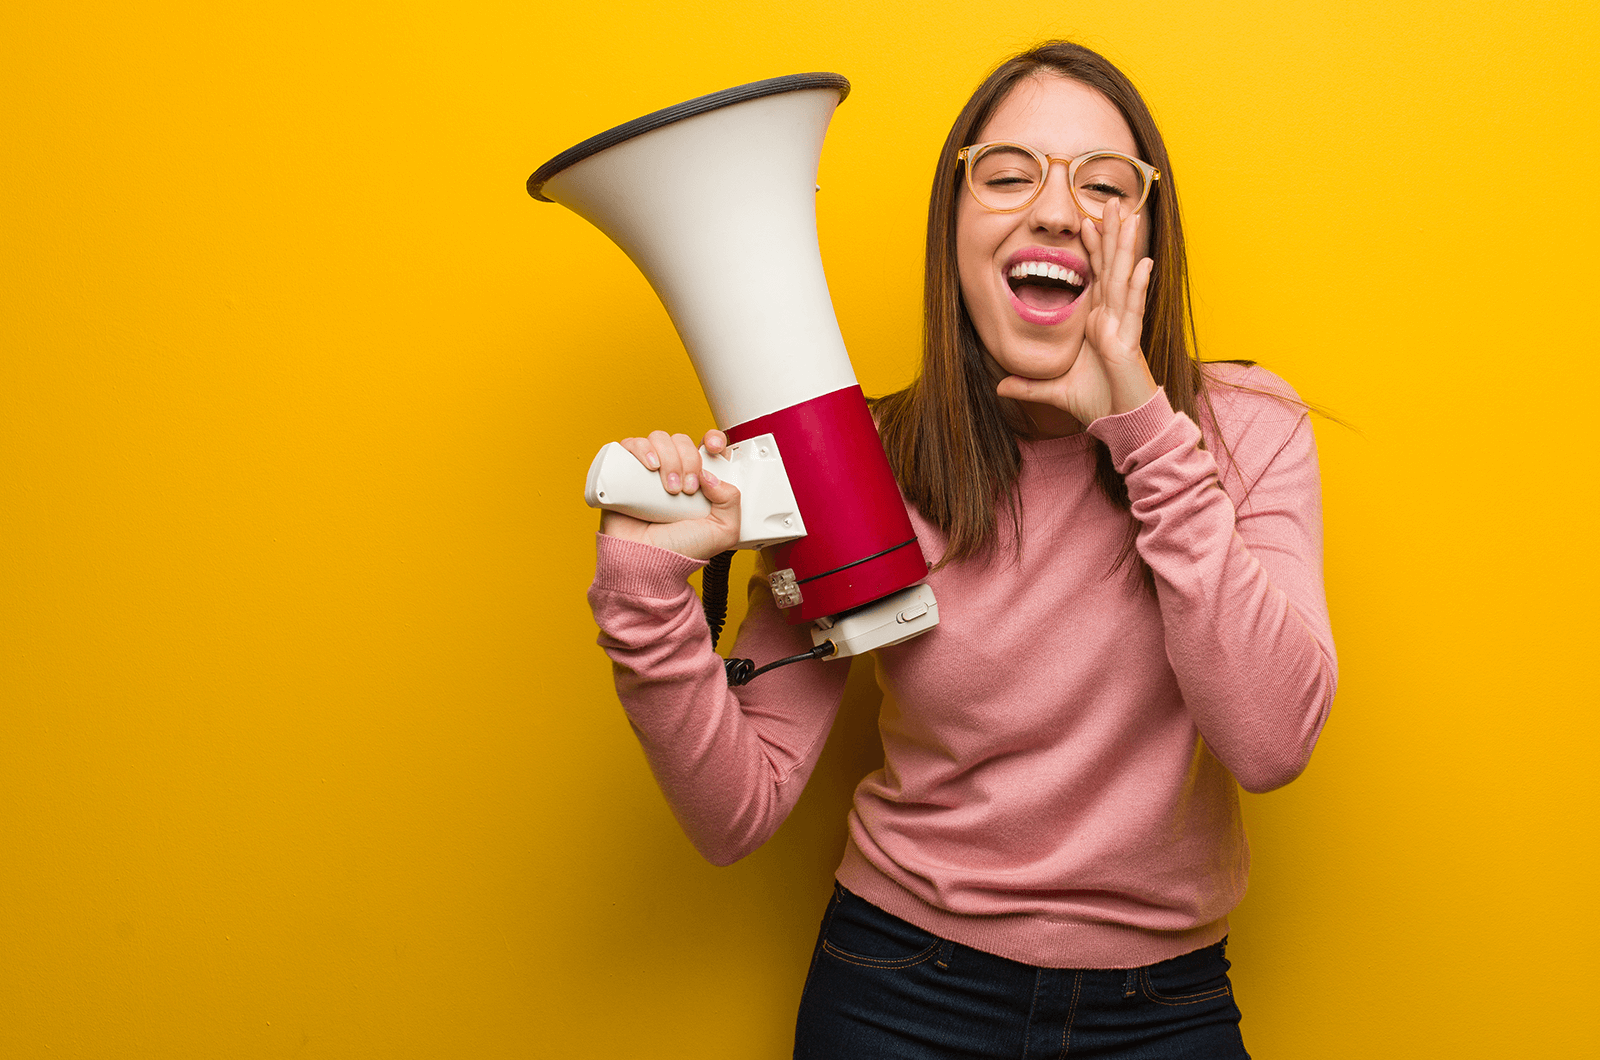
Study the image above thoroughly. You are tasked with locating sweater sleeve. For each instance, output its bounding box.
[587,534,853,863]
[1087,372,1337,793]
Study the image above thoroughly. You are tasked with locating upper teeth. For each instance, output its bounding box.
[1009,261,1084,286]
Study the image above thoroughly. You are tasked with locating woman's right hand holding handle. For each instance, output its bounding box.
[600,429,742,561]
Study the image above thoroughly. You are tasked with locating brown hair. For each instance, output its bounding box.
[874,41,1206,569]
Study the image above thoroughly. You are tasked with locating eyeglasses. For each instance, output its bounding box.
[957,141,1160,219]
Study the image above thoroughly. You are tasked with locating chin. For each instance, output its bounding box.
[990,335,1083,382]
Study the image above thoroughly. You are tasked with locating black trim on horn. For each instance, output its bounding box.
[795,538,920,586]
[527,72,851,202]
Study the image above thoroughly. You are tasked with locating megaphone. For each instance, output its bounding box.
[529,74,937,660]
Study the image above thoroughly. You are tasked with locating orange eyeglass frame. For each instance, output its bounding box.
[957,141,1161,218]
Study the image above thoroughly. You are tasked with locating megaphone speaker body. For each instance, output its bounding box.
[532,75,929,626]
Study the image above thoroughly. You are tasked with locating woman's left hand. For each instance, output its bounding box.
[996,199,1159,425]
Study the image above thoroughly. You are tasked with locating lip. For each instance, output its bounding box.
[1003,247,1092,326]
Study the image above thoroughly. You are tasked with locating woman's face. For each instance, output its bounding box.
[956,75,1150,386]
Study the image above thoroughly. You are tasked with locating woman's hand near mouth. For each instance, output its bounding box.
[601,428,743,561]
[995,199,1159,426]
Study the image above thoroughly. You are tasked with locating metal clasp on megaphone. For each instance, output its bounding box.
[584,433,806,550]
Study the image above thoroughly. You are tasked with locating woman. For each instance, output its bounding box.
[589,41,1336,1059]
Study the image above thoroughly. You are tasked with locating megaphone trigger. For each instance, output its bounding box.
[585,434,806,551]
[584,441,713,523]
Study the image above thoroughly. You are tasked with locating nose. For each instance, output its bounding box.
[1026,160,1083,235]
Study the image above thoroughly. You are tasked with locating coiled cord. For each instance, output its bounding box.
[702,550,734,649]
[724,641,836,687]
[700,549,837,686]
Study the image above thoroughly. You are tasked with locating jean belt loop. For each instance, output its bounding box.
[936,938,955,970]
[1123,968,1138,998]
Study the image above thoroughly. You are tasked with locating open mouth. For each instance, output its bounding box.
[1007,260,1087,312]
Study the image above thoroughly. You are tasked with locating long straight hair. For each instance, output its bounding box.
[874,41,1206,569]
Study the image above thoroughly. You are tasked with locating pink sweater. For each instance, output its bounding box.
[588,364,1337,969]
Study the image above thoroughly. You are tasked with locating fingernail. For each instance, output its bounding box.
[684,473,698,493]
[709,431,725,448]
[666,472,680,491]
[644,452,660,470]
[702,470,720,487]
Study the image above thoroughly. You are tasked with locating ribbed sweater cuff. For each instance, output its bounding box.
[592,534,706,599]
[1087,387,1182,472]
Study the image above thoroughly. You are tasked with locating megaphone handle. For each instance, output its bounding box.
[584,441,717,522]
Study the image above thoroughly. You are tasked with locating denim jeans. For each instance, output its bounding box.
[794,885,1249,1059]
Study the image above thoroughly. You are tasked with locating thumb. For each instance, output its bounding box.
[651,470,741,561]
[699,470,742,525]
[700,468,738,501]
[995,374,1051,403]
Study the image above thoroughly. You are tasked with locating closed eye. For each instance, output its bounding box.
[1081,181,1129,198]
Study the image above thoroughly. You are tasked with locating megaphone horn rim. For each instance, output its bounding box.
[526,72,851,202]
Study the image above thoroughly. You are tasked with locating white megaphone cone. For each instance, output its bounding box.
[531,74,937,659]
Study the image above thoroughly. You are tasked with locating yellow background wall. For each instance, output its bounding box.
[4,0,1596,1056]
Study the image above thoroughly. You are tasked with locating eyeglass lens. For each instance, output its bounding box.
[968,145,1145,217]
